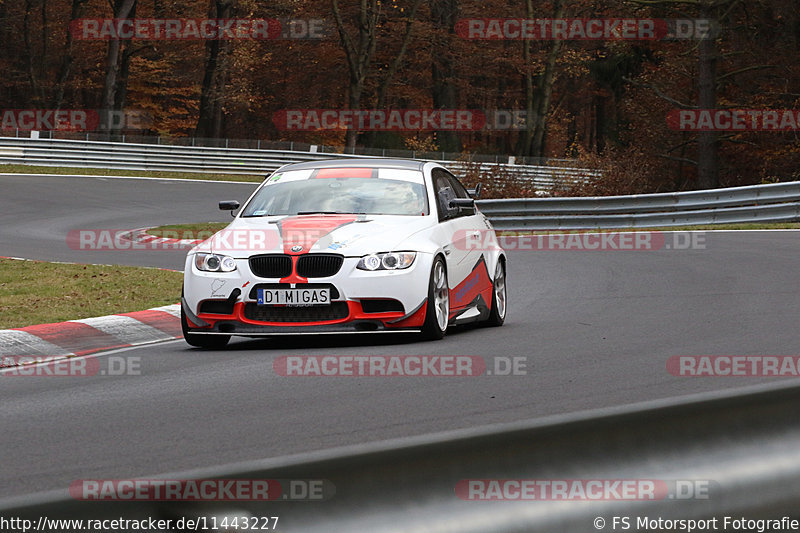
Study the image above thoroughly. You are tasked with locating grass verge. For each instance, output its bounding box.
[145,221,800,240]
[0,258,183,329]
[0,163,264,182]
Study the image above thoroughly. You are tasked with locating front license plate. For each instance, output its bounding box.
[257,288,330,306]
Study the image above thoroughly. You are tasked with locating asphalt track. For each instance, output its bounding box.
[1,173,799,499]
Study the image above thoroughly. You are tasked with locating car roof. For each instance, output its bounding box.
[275,158,427,172]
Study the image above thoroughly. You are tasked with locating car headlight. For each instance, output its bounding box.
[194,253,237,272]
[357,252,416,271]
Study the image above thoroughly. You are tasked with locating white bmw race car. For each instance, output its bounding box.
[181,159,507,348]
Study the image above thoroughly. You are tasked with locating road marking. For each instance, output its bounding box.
[151,304,181,318]
[72,315,175,345]
[0,330,73,357]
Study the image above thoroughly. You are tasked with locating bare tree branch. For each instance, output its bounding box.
[622,76,696,109]
[717,64,777,82]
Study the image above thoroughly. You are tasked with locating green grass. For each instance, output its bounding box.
[0,164,265,182]
[145,221,800,240]
[0,258,183,329]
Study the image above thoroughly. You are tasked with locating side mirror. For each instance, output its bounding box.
[219,201,240,215]
[467,183,482,199]
[449,198,476,215]
[449,198,475,209]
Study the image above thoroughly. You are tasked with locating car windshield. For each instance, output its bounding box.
[241,168,429,217]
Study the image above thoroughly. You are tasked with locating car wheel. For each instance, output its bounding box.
[181,305,230,349]
[485,259,506,327]
[421,257,449,340]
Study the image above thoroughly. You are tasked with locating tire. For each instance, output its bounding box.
[420,257,449,340]
[484,258,507,327]
[181,305,230,349]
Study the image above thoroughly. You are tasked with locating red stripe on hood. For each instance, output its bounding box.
[278,214,357,283]
[279,215,358,255]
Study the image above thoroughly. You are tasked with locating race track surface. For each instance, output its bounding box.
[1,174,799,498]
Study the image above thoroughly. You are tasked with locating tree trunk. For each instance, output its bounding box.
[332,0,379,151]
[430,0,461,153]
[594,94,606,154]
[366,0,423,148]
[100,0,136,136]
[196,0,233,139]
[23,0,40,105]
[53,0,88,109]
[696,0,719,189]
[518,0,535,158]
[519,0,564,159]
[530,0,564,159]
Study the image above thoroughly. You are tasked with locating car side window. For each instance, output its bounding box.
[433,170,457,221]
[436,169,475,219]
[443,171,471,201]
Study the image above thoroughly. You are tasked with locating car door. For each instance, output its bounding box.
[444,170,487,268]
[431,169,476,307]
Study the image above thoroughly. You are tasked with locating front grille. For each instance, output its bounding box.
[296,254,344,278]
[248,283,340,301]
[360,299,405,314]
[244,302,350,323]
[249,255,292,278]
[248,254,344,279]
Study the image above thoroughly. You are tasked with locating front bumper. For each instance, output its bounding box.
[182,254,432,335]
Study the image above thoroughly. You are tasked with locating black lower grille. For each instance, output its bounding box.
[199,300,236,315]
[198,289,241,315]
[249,255,292,278]
[244,302,350,323]
[360,299,405,314]
[296,254,344,278]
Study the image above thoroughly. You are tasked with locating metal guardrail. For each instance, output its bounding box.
[478,181,800,229]
[0,137,596,190]
[0,127,577,166]
[2,382,799,531]
[2,136,795,228]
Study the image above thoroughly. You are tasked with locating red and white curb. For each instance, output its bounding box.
[0,304,182,365]
[121,227,203,248]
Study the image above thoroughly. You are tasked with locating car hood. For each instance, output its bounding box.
[192,214,434,257]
